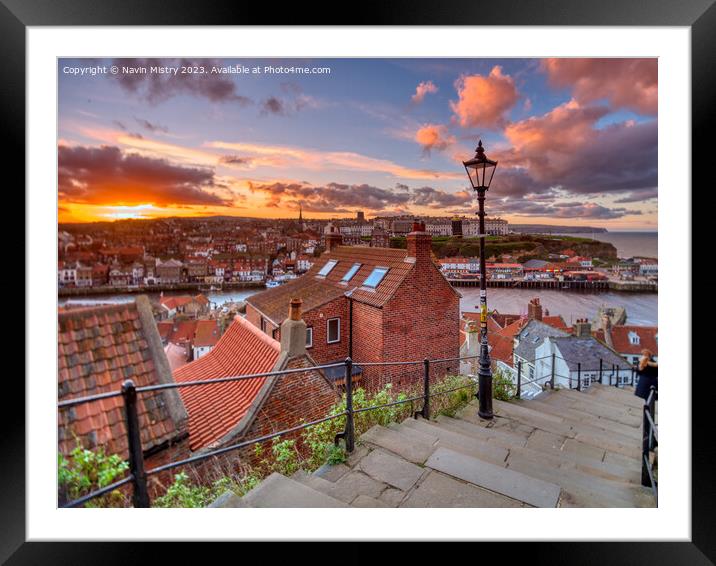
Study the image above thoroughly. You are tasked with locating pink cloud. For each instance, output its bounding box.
[450,66,520,128]
[499,99,657,195]
[414,124,455,154]
[542,58,657,115]
[411,80,438,104]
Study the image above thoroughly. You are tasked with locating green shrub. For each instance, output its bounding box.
[58,441,129,507]
[492,367,517,401]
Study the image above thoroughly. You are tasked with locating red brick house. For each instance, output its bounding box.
[173,299,339,458]
[57,296,190,497]
[245,223,461,389]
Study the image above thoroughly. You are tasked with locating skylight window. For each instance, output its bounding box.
[317,259,338,277]
[341,263,362,282]
[363,267,389,288]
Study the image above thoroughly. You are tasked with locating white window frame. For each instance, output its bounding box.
[306,327,313,348]
[327,317,341,344]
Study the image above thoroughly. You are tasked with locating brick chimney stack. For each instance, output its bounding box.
[323,223,343,252]
[573,318,592,338]
[407,221,431,264]
[527,297,543,321]
[280,298,307,358]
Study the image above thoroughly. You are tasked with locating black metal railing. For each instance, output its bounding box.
[513,353,636,399]
[58,354,482,508]
[641,386,658,503]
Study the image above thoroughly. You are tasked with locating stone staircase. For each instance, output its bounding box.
[212,383,656,508]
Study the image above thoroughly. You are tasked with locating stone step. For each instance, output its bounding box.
[242,472,349,507]
[554,387,643,417]
[514,398,642,439]
[435,414,531,450]
[505,451,653,508]
[549,395,643,428]
[357,448,426,492]
[491,399,641,459]
[360,424,436,464]
[292,469,388,505]
[400,470,525,508]
[425,446,562,508]
[588,383,646,409]
[396,418,509,466]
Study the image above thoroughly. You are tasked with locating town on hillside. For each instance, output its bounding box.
[58,221,658,509]
[58,213,657,295]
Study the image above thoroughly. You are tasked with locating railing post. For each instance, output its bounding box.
[122,379,150,508]
[631,365,636,386]
[577,363,582,392]
[648,385,657,451]
[550,353,555,389]
[641,401,651,487]
[516,361,522,399]
[598,358,603,384]
[344,357,355,453]
[420,358,430,420]
[613,364,618,387]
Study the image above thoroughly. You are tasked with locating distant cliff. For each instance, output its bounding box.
[511,224,608,234]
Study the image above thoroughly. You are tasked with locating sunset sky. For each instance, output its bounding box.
[58,58,657,230]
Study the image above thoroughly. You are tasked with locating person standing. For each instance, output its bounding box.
[635,348,658,400]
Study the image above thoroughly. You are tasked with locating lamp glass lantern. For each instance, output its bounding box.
[463,140,498,190]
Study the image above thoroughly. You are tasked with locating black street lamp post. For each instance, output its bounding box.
[463,140,498,419]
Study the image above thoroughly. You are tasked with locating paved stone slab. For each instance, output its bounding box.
[360,424,436,464]
[347,444,370,467]
[398,419,509,467]
[425,447,561,508]
[352,495,390,508]
[506,452,639,508]
[526,429,566,452]
[437,414,530,448]
[401,471,524,508]
[561,438,607,461]
[313,463,351,482]
[378,487,406,507]
[209,490,247,508]
[358,448,424,491]
[333,471,387,501]
[242,472,348,508]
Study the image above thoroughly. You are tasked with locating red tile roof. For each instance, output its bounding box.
[58,297,188,459]
[543,315,569,331]
[173,316,280,451]
[193,320,220,348]
[247,244,457,325]
[609,325,658,356]
[488,332,515,366]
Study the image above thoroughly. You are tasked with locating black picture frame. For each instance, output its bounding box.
[7,0,711,562]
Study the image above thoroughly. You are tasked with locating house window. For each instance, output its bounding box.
[318,259,338,277]
[306,327,313,348]
[363,267,389,288]
[260,317,267,333]
[327,318,340,344]
[628,331,640,345]
[341,263,362,282]
[272,328,280,340]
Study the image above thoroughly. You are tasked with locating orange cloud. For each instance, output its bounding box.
[411,80,438,104]
[542,58,657,115]
[450,66,519,128]
[414,124,455,154]
[206,141,463,181]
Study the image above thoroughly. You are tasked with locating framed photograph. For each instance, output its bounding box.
[8,0,711,561]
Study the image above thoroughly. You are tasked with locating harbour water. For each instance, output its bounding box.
[60,285,657,327]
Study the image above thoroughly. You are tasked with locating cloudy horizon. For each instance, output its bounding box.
[58,58,658,230]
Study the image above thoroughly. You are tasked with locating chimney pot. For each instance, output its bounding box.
[289,297,302,321]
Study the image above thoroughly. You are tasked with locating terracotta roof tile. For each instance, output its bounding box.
[609,325,658,356]
[173,316,280,451]
[58,300,187,459]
